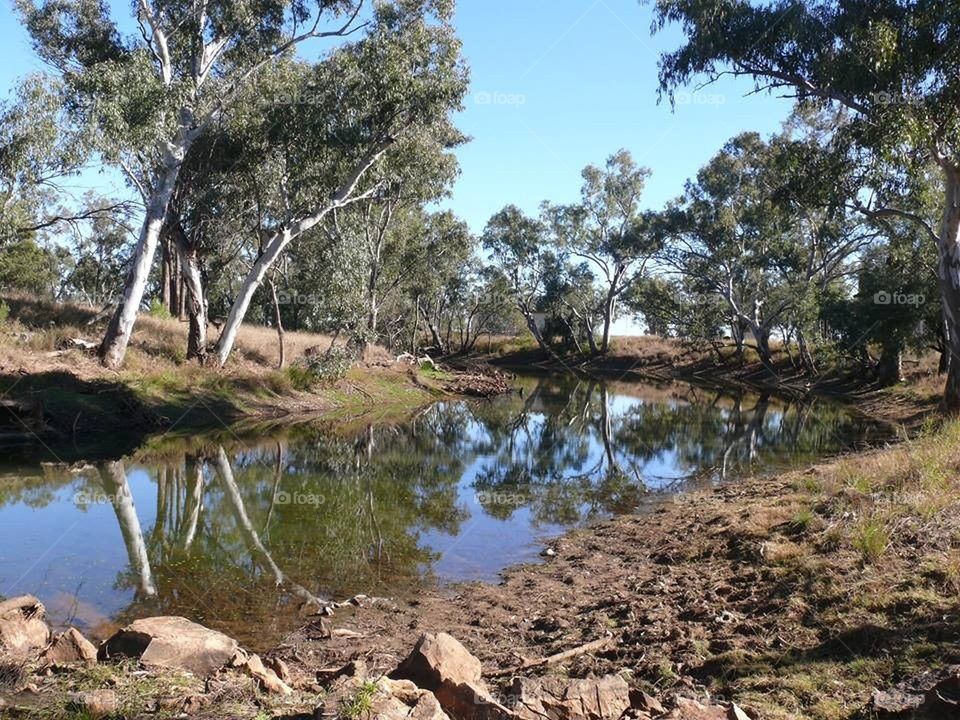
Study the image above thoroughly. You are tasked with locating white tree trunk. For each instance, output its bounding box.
[101,461,157,598]
[214,140,394,367]
[99,147,186,368]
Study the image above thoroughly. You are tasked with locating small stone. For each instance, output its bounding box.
[68,690,118,718]
[0,595,50,657]
[392,633,511,720]
[244,653,292,695]
[41,627,98,666]
[511,675,630,720]
[663,698,727,720]
[266,656,291,684]
[99,616,239,677]
[541,547,556,557]
[630,690,665,715]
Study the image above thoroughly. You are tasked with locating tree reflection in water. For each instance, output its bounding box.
[0,376,888,647]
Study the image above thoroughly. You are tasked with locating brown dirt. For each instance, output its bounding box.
[269,427,960,720]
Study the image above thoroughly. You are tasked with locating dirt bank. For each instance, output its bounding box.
[268,415,960,720]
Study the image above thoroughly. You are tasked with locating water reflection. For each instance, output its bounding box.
[0,376,887,647]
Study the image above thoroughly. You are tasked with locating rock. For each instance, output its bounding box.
[869,665,960,716]
[0,595,50,656]
[266,655,291,684]
[67,689,118,718]
[319,676,451,720]
[40,627,98,666]
[630,690,665,716]
[391,633,512,720]
[98,616,239,678]
[392,632,484,690]
[727,705,752,720]
[244,653,292,695]
[662,698,728,720]
[509,675,630,720]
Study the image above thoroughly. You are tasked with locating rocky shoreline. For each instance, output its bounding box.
[0,593,753,719]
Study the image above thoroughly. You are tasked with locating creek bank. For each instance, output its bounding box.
[0,359,513,463]
[264,416,960,720]
[0,597,752,720]
[473,343,940,428]
[3,412,957,719]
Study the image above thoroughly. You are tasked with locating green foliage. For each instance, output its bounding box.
[340,679,380,720]
[852,518,889,563]
[0,239,59,296]
[0,301,9,323]
[286,347,353,390]
[147,298,171,319]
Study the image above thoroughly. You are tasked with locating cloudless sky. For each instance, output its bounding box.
[0,0,797,327]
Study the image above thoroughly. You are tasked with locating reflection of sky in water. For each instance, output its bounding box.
[0,471,157,632]
[0,378,889,635]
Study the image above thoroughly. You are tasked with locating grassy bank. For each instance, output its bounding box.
[0,295,458,462]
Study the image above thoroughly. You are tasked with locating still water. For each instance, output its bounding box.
[0,375,888,648]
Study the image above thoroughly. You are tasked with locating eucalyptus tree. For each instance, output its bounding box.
[404,210,475,354]
[543,150,658,354]
[212,0,468,366]
[17,0,371,368]
[540,259,603,355]
[60,194,136,306]
[651,0,960,407]
[482,205,564,360]
[323,125,464,348]
[0,75,90,245]
[662,133,794,367]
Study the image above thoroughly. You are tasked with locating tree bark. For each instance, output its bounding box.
[598,269,623,355]
[877,345,904,386]
[938,168,960,411]
[171,223,207,361]
[752,325,773,370]
[268,277,286,369]
[419,302,446,354]
[795,326,817,375]
[99,146,186,368]
[214,141,393,367]
[100,461,157,598]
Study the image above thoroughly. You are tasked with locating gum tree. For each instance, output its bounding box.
[18,0,368,367]
[544,150,657,354]
[212,0,467,366]
[482,205,565,361]
[650,0,960,407]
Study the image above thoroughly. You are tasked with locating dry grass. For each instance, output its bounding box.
[0,294,365,377]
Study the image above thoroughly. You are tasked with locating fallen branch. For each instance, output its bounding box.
[489,634,615,677]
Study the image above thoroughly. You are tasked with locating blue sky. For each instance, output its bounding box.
[1,0,796,233]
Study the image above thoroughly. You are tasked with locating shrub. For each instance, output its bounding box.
[0,300,9,323]
[852,517,889,563]
[147,298,172,319]
[286,347,353,390]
